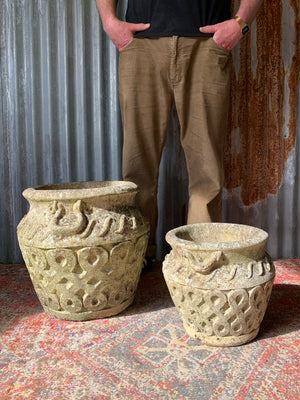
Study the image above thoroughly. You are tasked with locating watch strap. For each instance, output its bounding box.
[234,16,250,36]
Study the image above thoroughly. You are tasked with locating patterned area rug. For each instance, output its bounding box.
[0,259,299,400]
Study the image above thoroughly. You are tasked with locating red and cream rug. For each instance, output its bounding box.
[0,259,299,399]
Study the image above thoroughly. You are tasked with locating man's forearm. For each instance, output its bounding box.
[95,0,118,32]
[236,0,263,25]
[199,0,263,49]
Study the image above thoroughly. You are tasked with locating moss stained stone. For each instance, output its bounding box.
[17,181,150,321]
[163,223,275,346]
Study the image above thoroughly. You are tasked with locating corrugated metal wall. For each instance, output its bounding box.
[0,0,299,263]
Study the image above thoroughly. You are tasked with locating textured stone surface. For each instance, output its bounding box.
[17,181,150,321]
[163,223,276,346]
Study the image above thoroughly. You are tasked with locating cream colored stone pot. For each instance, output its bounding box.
[162,223,275,346]
[17,181,149,321]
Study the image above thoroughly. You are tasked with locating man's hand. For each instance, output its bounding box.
[200,19,243,50]
[104,18,150,51]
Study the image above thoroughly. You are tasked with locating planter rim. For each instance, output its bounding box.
[22,181,138,202]
[166,223,268,251]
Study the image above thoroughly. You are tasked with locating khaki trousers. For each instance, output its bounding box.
[119,36,232,256]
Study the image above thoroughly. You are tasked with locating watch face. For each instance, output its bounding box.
[242,25,250,35]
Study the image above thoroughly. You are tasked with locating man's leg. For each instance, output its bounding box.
[119,38,174,256]
[174,37,232,223]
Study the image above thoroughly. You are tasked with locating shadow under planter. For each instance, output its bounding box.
[17,181,150,321]
[162,223,276,347]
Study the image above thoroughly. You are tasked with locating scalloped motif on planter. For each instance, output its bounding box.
[17,181,149,321]
[163,223,275,347]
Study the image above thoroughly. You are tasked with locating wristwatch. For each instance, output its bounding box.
[234,16,250,36]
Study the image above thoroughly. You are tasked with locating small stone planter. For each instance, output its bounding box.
[162,223,275,346]
[17,181,149,321]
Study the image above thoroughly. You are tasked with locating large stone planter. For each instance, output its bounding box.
[162,223,275,346]
[17,181,149,321]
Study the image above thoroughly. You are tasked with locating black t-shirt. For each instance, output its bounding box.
[126,0,232,37]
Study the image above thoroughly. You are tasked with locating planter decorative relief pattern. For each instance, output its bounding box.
[17,181,149,321]
[162,223,275,346]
